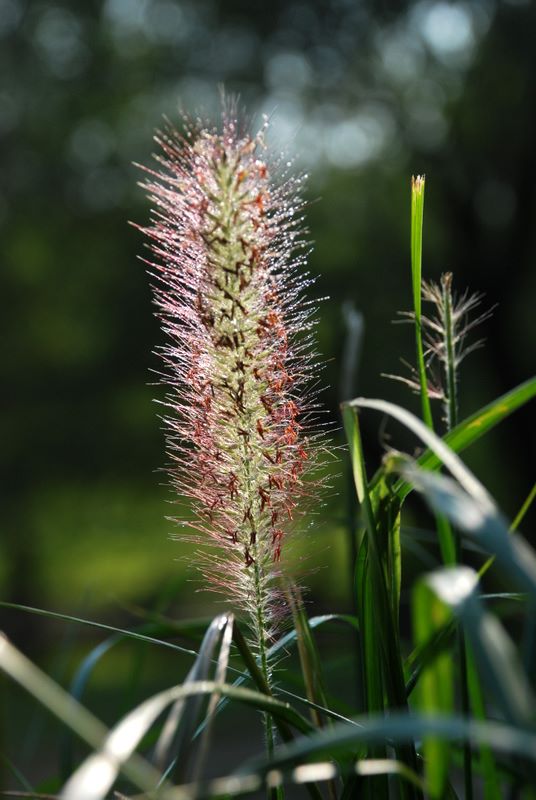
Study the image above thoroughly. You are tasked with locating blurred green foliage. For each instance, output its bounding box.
[1,0,535,631]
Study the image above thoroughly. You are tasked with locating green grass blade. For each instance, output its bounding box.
[341,404,375,523]
[343,404,420,798]
[410,174,434,429]
[423,567,535,726]
[62,678,315,800]
[61,635,120,778]
[63,615,235,798]
[343,404,390,798]
[1,752,36,794]
[0,601,209,657]
[190,615,235,783]
[512,480,536,531]
[180,756,425,799]
[343,406,403,662]
[356,539,384,719]
[412,580,454,798]
[155,613,230,782]
[465,644,502,800]
[436,514,457,566]
[231,621,297,751]
[0,634,163,796]
[439,377,536,458]
[342,405,385,711]
[237,712,536,775]
[196,614,360,742]
[286,584,331,729]
[374,478,403,627]
[285,585,337,800]
[404,618,456,697]
[403,463,536,599]
[388,378,536,500]
[232,620,271,694]
[350,397,494,508]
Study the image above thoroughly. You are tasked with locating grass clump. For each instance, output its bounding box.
[2,114,535,800]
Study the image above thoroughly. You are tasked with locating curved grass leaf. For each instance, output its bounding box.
[348,397,494,509]
[60,634,120,778]
[402,455,536,731]
[62,614,234,800]
[154,614,230,781]
[68,636,120,704]
[388,378,536,500]
[343,403,419,799]
[285,585,331,730]
[194,613,361,741]
[191,616,235,783]
[268,613,360,656]
[401,456,535,796]
[0,601,206,658]
[0,634,163,796]
[173,756,425,799]
[346,398,536,599]
[421,566,535,726]
[61,679,314,800]
[0,630,317,800]
[403,463,536,599]
[1,600,359,732]
[238,712,536,775]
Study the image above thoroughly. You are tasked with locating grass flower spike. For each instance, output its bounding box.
[138,106,325,674]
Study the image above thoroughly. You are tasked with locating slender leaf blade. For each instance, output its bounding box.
[342,404,419,798]
[423,567,535,726]
[403,463,536,599]
[412,580,454,798]
[465,644,502,800]
[410,173,434,428]
[391,378,536,500]
[0,634,163,796]
[237,712,536,775]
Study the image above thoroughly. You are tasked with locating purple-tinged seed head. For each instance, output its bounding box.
[137,104,328,652]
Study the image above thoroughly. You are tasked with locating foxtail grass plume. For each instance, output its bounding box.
[386,273,494,429]
[137,104,326,663]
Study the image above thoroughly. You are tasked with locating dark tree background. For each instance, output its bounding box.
[1,0,535,638]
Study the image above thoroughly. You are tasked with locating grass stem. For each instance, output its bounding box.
[411,180,472,797]
[252,558,281,799]
[442,271,472,798]
[457,606,473,800]
[411,175,434,430]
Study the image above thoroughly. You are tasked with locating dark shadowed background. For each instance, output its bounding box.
[1,0,535,788]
